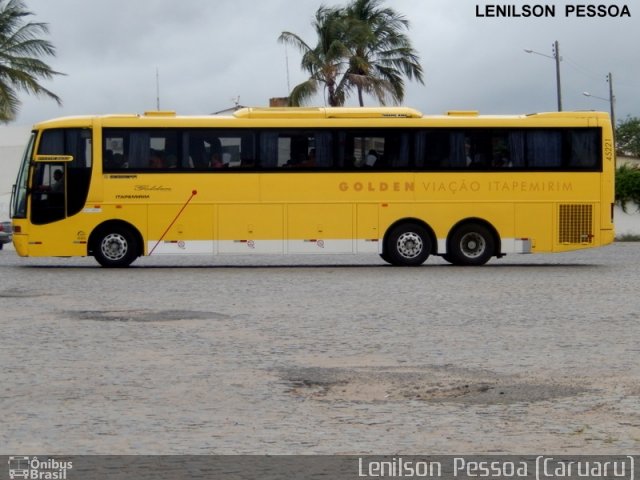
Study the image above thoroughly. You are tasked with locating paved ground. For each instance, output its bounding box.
[1,244,639,454]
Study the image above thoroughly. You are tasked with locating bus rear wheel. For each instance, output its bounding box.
[385,223,431,266]
[447,223,494,266]
[93,226,139,268]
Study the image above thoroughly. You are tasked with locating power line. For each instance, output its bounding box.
[563,55,634,90]
[562,56,604,83]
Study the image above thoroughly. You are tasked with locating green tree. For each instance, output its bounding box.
[0,0,62,122]
[616,116,640,157]
[278,6,350,107]
[279,0,423,107]
[343,0,424,106]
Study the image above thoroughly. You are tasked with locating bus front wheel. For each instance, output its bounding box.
[93,226,139,268]
[385,223,431,266]
[447,223,494,266]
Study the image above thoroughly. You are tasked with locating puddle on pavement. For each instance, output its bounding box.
[282,366,586,405]
[66,309,228,322]
[0,288,56,298]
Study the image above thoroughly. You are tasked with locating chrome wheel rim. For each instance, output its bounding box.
[460,232,486,259]
[396,232,423,259]
[101,233,128,261]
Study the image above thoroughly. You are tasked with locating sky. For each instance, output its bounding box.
[11,0,640,126]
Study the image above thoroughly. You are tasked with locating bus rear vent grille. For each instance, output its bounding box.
[558,204,593,244]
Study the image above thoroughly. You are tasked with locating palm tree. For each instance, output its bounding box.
[278,6,350,107]
[0,0,62,122]
[279,0,423,107]
[343,0,424,106]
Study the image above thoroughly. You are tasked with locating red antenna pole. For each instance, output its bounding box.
[149,190,198,256]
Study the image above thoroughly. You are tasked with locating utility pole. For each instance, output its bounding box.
[553,41,562,111]
[607,73,615,129]
[524,41,563,112]
[607,72,616,149]
[583,73,617,151]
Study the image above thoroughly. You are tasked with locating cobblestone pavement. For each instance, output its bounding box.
[1,244,638,454]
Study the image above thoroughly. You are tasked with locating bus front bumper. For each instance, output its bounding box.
[12,233,30,257]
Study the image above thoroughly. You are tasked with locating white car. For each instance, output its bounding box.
[0,220,12,250]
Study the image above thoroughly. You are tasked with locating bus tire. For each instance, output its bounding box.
[385,223,431,266]
[93,226,139,268]
[447,223,494,266]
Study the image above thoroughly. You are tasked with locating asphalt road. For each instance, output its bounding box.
[1,244,638,454]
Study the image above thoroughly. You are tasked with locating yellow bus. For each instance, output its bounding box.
[10,107,614,267]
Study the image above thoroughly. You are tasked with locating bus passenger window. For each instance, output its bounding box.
[149,150,166,169]
[208,138,225,168]
[147,133,177,170]
[239,133,256,168]
[282,136,309,167]
[569,129,599,168]
[416,130,449,169]
[259,131,330,169]
[527,131,562,168]
[490,135,512,168]
[104,135,127,169]
[346,135,385,168]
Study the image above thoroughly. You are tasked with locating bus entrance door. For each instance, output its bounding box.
[30,161,67,225]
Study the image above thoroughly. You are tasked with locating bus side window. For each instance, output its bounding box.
[259,131,320,169]
[447,132,468,169]
[506,131,525,168]
[240,134,256,168]
[284,135,309,167]
[385,133,409,169]
[346,135,385,168]
[417,130,450,170]
[568,129,599,168]
[527,130,562,168]
[188,136,208,169]
[148,132,178,170]
[187,131,257,170]
[489,133,512,168]
[104,134,127,170]
[218,136,247,169]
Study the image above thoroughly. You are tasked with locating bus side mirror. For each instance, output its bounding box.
[34,155,74,163]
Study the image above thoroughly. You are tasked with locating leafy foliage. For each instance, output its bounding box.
[616,116,640,157]
[0,0,63,122]
[279,7,349,107]
[343,0,424,106]
[615,164,640,212]
[279,0,423,107]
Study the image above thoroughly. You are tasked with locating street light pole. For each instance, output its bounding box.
[583,72,616,148]
[524,41,563,111]
[607,72,615,132]
[553,41,562,111]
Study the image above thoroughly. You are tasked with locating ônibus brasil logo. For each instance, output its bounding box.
[8,456,73,480]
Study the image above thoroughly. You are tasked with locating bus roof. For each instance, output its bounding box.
[233,106,424,119]
[31,108,611,129]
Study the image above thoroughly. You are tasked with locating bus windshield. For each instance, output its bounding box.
[10,132,35,219]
